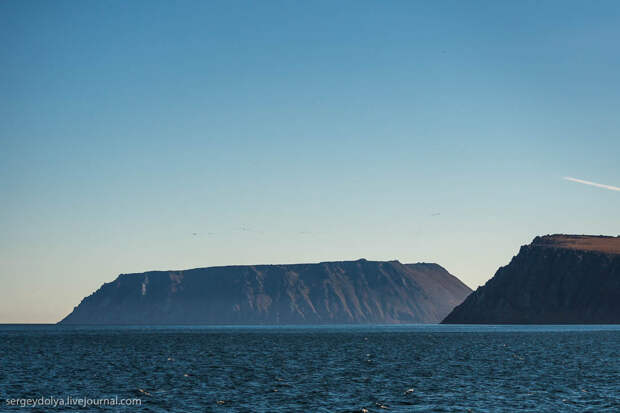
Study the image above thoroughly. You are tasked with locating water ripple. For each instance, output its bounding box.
[0,325,618,412]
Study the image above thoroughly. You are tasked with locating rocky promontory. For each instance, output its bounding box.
[442,235,620,324]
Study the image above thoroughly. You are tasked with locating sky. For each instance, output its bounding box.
[1,1,619,323]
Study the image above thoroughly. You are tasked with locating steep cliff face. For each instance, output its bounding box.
[443,235,620,324]
[60,259,471,325]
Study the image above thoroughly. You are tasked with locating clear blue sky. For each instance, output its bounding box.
[1,1,619,323]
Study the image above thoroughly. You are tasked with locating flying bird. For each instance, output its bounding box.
[239,226,263,234]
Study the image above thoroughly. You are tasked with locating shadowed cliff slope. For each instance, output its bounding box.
[443,235,620,324]
[60,259,471,325]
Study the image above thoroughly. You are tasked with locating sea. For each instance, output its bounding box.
[1,324,619,412]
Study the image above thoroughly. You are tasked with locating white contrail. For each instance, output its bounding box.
[563,176,620,192]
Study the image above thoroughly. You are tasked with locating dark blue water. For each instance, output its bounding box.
[1,325,619,412]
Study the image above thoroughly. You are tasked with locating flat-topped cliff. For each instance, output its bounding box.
[60,259,472,325]
[443,235,620,324]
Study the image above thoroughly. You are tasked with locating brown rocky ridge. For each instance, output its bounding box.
[442,235,620,324]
